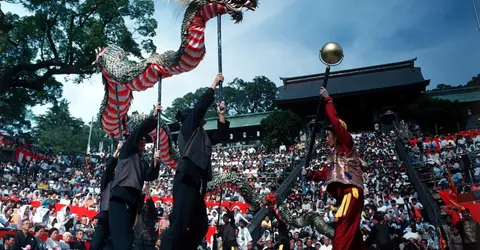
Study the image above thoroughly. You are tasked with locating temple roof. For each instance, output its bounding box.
[277,58,430,102]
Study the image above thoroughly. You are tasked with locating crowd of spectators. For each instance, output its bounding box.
[3,130,479,250]
[246,132,443,250]
[0,145,294,250]
[405,133,480,191]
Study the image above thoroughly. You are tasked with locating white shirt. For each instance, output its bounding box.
[377,205,388,213]
[320,244,333,250]
[234,212,249,225]
[236,226,252,250]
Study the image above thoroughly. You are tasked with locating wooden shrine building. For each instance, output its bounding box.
[168,112,272,145]
[275,58,431,132]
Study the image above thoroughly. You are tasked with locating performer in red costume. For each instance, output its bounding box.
[306,87,365,250]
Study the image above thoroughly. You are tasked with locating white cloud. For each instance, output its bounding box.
[5,0,480,123]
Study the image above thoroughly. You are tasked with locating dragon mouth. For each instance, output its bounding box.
[220,0,258,23]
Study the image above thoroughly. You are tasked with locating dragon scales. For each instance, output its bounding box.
[207,173,335,238]
[95,0,258,168]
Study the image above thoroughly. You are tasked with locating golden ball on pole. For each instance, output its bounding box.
[319,42,344,66]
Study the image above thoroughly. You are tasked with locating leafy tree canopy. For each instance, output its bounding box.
[33,99,89,154]
[0,0,157,134]
[260,109,302,151]
[402,95,468,136]
[164,76,278,120]
[429,73,480,91]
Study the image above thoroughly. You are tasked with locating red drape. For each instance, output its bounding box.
[439,190,480,224]
[408,130,480,147]
[29,197,250,220]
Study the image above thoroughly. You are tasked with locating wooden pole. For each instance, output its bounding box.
[113,83,124,141]
[217,15,223,99]
[303,66,331,171]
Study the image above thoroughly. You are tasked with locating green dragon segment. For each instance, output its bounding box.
[94,0,258,168]
[206,173,335,238]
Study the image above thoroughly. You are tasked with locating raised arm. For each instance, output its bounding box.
[211,100,230,145]
[145,196,157,220]
[146,161,160,181]
[120,104,162,159]
[320,87,353,152]
[100,155,118,191]
[180,74,223,139]
[145,150,162,181]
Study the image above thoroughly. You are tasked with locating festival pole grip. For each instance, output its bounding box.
[113,83,123,141]
[217,15,223,100]
[215,16,224,247]
[155,77,163,151]
[304,42,344,171]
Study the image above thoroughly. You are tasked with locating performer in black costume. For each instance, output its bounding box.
[133,193,157,250]
[91,143,121,250]
[217,209,238,250]
[160,73,230,250]
[274,220,290,250]
[107,103,162,250]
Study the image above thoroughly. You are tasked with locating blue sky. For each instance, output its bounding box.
[5,0,480,122]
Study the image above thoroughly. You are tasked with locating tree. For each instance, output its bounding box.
[0,0,157,134]
[164,76,279,121]
[33,99,89,154]
[0,78,61,136]
[228,76,278,114]
[260,110,302,151]
[466,74,480,87]
[431,84,455,91]
[87,115,116,153]
[164,87,220,120]
[402,95,468,136]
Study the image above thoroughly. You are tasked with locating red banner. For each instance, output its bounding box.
[408,130,480,146]
[29,197,250,220]
[15,148,46,164]
[439,190,480,224]
[0,133,15,147]
[27,197,246,245]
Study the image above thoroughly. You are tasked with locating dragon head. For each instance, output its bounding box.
[194,0,258,23]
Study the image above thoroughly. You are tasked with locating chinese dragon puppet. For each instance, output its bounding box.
[95,0,258,168]
[206,173,335,239]
[95,0,335,238]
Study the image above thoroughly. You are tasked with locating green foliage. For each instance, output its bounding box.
[431,84,457,91]
[0,0,156,134]
[466,74,480,87]
[260,110,302,150]
[228,76,278,114]
[163,76,278,120]
[88,116,117,153]
[429,73,480,91]
[33,99,89,154]
[402,95,468,135]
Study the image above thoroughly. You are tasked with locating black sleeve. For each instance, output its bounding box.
[365,226,377,246]
[120,116,157,159]
[146,197,156,220]
[180,88,215,140]
[13,233,23,250]
[100,157,118,191]
[211,120,230,145]
[145,162,160,181]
